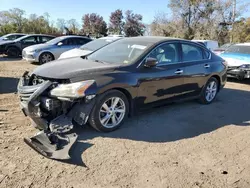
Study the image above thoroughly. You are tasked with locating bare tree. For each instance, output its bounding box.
[57,18,66,34]
[67,19,79,34]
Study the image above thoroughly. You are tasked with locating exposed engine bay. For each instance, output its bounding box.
[18,71,96,159]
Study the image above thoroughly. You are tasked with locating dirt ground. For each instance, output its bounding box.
[1,57,250,188]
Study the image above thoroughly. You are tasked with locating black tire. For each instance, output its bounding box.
[89,90,129,132]
[39,52,54,64]
[199,77,219,104]
[6,47,21,57]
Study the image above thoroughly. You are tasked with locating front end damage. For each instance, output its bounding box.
[18,72,96,160]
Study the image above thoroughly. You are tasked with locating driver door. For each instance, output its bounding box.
[137,42,186,107]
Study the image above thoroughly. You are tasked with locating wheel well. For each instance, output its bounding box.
[39,52,55,60]
[111,88,133,116]
[211,75,221,91]
[7,46,20,51]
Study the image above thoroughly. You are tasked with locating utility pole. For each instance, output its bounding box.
[231,0,236,43]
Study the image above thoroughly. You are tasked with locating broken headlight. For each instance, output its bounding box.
[50,80,95,98]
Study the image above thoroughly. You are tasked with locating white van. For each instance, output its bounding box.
[192,40,219,51]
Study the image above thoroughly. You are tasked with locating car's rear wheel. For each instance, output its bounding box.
[89,90,129,132]
[199,77,218,104]
[39,52,54,64]
[7,47,21,57]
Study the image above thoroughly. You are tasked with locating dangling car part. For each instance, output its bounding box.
[18,71,97,160]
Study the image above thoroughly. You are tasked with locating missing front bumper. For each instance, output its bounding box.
[24,131,78,160]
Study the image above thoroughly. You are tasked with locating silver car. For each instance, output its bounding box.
[22,35,92,64]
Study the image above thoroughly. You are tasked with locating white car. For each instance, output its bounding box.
[192,40,219,51]
[58,36,123,59]
[219,43,250,80]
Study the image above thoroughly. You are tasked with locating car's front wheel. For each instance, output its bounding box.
[89,90,129,132]
[199,77,219,104]
[39,52,54,64]
[7,47,20,57]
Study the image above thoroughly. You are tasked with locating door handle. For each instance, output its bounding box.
[174,69,183,74]
[204,64,210,68]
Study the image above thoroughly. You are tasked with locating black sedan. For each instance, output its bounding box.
[17,36,227,159]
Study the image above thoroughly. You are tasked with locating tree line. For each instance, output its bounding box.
[1,1,250,45]
[0,8,145,37]
[150,0,250,45]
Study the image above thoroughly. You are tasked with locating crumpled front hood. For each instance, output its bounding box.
[24,43,52,52]
[32,57,118,80]
[59,48,92,59]
[220,53,250,66]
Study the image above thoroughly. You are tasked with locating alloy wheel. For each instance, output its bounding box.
[99,97,126,128]
[205,81,217,102]
[41,53,53,63]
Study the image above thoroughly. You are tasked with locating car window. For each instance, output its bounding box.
[148,43,179,65]
[15,35,25,39]
[225,45,250,54]
[6,35,17,40]
[80,38,119,51]
[22,36,39,44]
[41,36,53,42]
[204,50,210,59]
[88,39,151,64]
[76,38,91,45]
[63,38,76,45]
[182,43,203,61]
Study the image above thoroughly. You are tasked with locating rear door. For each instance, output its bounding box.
[180,42,212,97]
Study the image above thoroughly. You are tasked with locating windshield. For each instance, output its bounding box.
[87,38,152,64]
[80,38,120,51]
[220,43,232,49]
[224,45,250,54]
[1,34,11,39]
[45,37,64,45]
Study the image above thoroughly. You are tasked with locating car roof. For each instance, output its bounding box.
[235,43,250,46]
[120,36,203,44]
[54,35,90,39]
[99,36,123,40]
[24,34,55,37]
[7,33,26,35]
[192,39,216,42]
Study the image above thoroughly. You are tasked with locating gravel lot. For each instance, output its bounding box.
[1,57,250,188]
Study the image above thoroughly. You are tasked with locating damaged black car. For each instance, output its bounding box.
[17,37,227,160]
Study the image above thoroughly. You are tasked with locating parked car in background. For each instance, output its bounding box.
[219,43,250,80]
[18,36,227,159]
[22,35,92,64]
[0,34,55,57]
[0,33,26,42]
[192,40,219,51]
[58,36,122,60]
[213,43,233,55]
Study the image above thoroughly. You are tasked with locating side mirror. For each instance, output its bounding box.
[57,42,63,46]
[144,57,158,68]
[3,37,8,41]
